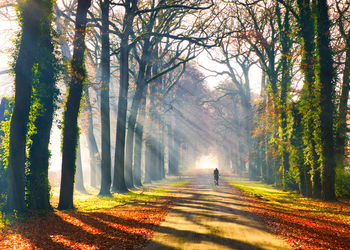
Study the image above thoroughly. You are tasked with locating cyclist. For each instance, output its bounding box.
[214,168,219,186]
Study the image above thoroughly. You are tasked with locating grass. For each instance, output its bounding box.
[225,177,350,249]
[50,185,173,213]
[170,180,189,186]
[225,177,350,220]
[48,178,189,213]
[227,178,298,200]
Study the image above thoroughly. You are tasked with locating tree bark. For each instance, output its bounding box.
[167,121,176,176]
[84,89,100,188]
[0,98,10,199]
[296,0,320,198]
[335,32,350,172]
[27,0,58,211]
[124,37,151,188]
[8,0,41,213]
[125,84,146,187]
[315,0,336,201]
[112,2,136,193]
[58,0,91,210]
[276,4,291,190]
[75,139,87,193]
[133,97,146,186]
[99,0,112,196]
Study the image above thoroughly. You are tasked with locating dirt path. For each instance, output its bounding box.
[145,174,292,250]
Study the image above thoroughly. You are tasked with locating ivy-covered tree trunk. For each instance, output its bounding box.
[8,0,41,213]
[27,0,58,211]
[335,32,350,177]
[0,98,10,203]
[112,2,136,193]
[296,0,320,198]
[58,0,91,210]
[276,4,292,190]
[99,0,112,196]
[291,104,309,195]
[315,0,336,201]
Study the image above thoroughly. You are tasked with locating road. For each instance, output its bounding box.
[145,173,292,250]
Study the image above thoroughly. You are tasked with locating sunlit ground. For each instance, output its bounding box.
[196,153,218,169]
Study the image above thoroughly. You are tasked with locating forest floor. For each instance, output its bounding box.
[0,171,349,249]
[0,177,182,249]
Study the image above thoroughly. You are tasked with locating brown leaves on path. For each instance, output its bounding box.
[0,195,175,249]
[230,186,350,250]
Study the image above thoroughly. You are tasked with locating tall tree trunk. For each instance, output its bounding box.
[99,0,112,196]
[145,82,160,181]
[296,0,320,198]
[276,4,292,190]
[84,89,100,187]
[315,0,336,201]
[0,98,10,199]
[172,119,180,175]
[27,0,58,211]
[112,3,136,193]
[144,86,152,183]
[125,84,146,188]
[58,0,91,210]
[160,121,165,179]
[167,120,176,176]
[124,40,152,187]
[335,32,350,173]
[133,97,146,186]
[8,0,41,213]
[291,104,308,195]
[75,139,86,193]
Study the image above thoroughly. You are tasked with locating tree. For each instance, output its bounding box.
[75,140,87,193]
[276,3,292,189]
[84,89,101,187]
[58,0,92,210]
[27,0,58,211]
[334,0,350,195]
[112,0,137,193]
[8,0,44,213]
[99,0,112,196]
[315,0,336,201]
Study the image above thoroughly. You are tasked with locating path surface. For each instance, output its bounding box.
[145,174,292,250]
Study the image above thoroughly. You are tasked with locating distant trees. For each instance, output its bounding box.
[208,0,349,200]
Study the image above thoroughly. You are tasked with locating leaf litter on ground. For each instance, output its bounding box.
[0,182,183,250]
[226,177,350,250]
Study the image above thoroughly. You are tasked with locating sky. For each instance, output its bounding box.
[196,51,262,94]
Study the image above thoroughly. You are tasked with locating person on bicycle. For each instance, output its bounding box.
[214,168,219,186]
